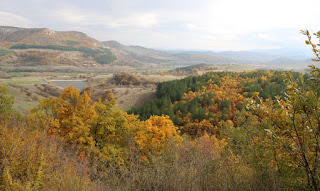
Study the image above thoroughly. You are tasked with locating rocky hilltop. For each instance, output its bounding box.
[0,26,116,67]
[0,26,102,48]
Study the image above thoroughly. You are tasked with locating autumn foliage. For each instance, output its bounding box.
[113,72,146,85]
[135,115,182,158]
[30,86,96,148]
[130,70,305,138]
[1,29,320,190]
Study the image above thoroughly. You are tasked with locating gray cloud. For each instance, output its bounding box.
[0,11,33,27]
[1,0,319,50]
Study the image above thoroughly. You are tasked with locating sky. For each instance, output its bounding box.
[1,0,320,51]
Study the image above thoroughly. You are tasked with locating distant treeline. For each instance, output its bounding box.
[175,63,207,72]
[0,48,15,57]
[11,44,116,64]
[64,40,80,46]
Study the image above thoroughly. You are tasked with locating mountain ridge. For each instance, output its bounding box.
[0,26,314,69]
[0,26,102,48]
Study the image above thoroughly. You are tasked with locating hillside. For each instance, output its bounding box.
[0,26,116,67]
[0,26,237,69]
[103,40,236,67]
[129,71,305,125]
[0,26,102,48]
[102,40,177,67]
[0,26,313,71]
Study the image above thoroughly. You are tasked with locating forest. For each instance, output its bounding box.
[0,30,320,191]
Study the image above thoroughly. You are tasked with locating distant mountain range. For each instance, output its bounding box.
[166,47,313,63]
[0,26,314,69]
[102,40,236,67]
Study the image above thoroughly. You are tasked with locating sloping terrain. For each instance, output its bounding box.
[0,26,313,70]
[102,40,235,67]
[0,26,116,67]
[0,26,235,69]
[0,26,102,48]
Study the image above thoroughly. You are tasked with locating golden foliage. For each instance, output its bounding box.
[30,85,97,148]
[135,115,182,157]
[0,124,95,191]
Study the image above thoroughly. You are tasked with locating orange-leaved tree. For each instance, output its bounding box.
[135,115,182,159]
[30,85,96,148]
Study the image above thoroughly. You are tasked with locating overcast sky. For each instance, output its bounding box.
[1,0,320,51]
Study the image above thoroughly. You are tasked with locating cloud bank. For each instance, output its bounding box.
[1,0,319,51]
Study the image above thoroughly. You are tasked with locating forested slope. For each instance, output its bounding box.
[129,71,307,136]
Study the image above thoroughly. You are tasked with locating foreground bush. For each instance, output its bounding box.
[0,124,96,190]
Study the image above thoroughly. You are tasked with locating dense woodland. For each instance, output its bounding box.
[129,71,306,126]
[0,30,320,190]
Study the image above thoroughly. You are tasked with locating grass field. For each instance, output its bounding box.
[4,85,42,113]
[113,87,156,111]
[0,77,42,85]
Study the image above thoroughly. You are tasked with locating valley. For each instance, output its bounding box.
[0,26,313,113]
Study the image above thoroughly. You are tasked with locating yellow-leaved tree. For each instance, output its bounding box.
[89,98,143,169]
[135,115,182,159]
[29,86,147,176]
[0,124,95,191]
[30,85,96,149]
[0,86,15,124]
[247,30,320,190]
